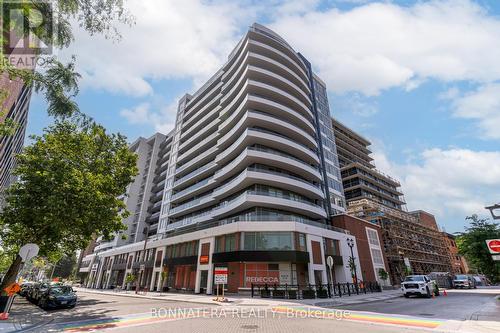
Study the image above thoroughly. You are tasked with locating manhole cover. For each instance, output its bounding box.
[241,325,259,330]
[418,313,435,317]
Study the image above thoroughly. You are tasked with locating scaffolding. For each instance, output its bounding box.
[348,199,452,284]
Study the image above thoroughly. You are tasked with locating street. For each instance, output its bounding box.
[336,287,500,321]
[1,287,498,333]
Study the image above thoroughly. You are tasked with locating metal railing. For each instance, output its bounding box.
[250,282,381,299]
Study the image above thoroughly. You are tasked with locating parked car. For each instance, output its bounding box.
[401,275,439,298]
[453,274,476,289]
[472,275,488,286]
[19,282,34,297]
[28,282,50,303]
[38,285,77,310]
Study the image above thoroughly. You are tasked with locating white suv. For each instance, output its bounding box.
[401,275,439,298]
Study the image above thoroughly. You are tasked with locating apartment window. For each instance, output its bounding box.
[324,238,340,256]
[295,233,307,252]
[370,248,384,265]
[366,228,380,247]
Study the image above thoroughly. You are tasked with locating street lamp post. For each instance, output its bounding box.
[346,238,359,293]
[485,203,500,220]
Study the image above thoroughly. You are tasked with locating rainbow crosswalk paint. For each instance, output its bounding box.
[271,306,445,329]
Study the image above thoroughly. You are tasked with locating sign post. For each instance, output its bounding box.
[19,244,39,263]
[213,267,228,302]
[327,256,334,297]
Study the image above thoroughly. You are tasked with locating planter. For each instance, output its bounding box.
[272,290,285,299]
[317,289,328,298]
[260,290,271,298]
[287,290,298,299]
[302,290,316,299]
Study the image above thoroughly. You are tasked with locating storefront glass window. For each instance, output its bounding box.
[244,232,293,251]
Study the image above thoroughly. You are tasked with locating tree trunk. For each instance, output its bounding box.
[0,255,22,295]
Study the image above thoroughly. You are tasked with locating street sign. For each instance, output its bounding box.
[492,255,500,261]
[485,239,500,254]
[3,283,20,296]
[18,243,39,263]
[214,267,228,284]
[326,256,334,268]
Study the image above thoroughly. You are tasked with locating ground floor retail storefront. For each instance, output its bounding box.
[83,222,365,295]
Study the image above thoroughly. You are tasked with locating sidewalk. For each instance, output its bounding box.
[75,287,402,308]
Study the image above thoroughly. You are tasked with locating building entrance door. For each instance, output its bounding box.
[200,270,208,294]
[314,270,323,285]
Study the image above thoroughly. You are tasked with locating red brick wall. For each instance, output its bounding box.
[331,214,390,283]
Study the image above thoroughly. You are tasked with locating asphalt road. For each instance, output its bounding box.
[1,288,498,333]
[336,287,500,321]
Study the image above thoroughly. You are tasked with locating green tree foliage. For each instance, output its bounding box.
[0,120,137,291]
[378,268,388,283]
[456,215,500,283]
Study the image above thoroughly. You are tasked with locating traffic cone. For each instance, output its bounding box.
[443,289,447,296]
[0,312,9,320]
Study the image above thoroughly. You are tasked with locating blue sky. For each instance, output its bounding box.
[27,0,500,233]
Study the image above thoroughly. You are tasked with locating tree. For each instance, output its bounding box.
[456,215,500,283]
[0,121,137,292]
[1,0,134,133]
[125,273,135,291]
[378,268,389,285]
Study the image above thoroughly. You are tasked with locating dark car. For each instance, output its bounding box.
[28,282,50,303]
[38,285,77,310]
[19,282,34,297]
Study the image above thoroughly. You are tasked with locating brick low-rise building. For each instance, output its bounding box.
[332,214,391,286]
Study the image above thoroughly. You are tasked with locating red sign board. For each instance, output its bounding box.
[199,255,209,264]
[486,239,500,254]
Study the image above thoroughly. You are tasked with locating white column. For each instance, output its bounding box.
[305,234,328,286]
[95,257,106,289]
[195,237,215,294]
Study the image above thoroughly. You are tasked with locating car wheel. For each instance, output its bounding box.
[425,287,431,298]
[404,294,410,298]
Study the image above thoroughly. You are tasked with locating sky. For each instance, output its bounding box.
[26,0,500,233]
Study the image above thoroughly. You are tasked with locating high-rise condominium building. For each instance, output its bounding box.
[332,118,405,210]
[0,75,32,206]
[81,24,364,295]
[333,120,451,283]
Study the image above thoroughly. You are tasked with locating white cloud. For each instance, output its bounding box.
[120,99,178,134]
[120,103,151,124]
[371,145,500,230]
[449,83,500,140]
[270,0,500,95]
[63,0,255,96]
[62,0,500,98]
